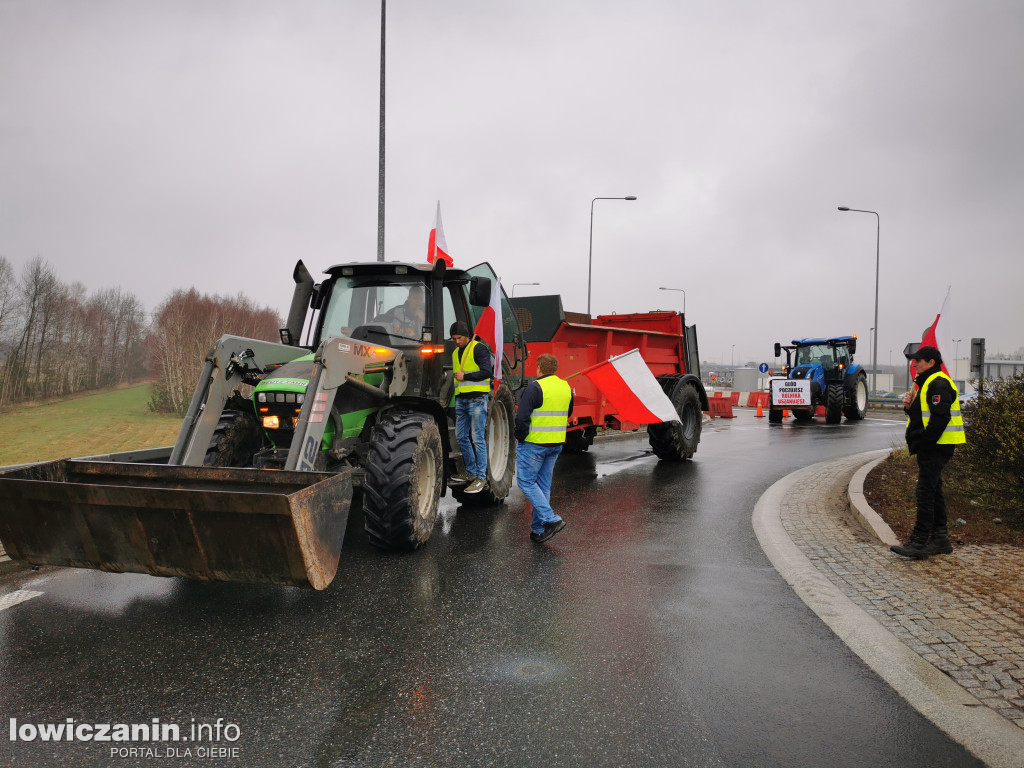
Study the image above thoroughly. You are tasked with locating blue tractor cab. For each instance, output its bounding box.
[770,335,868,424]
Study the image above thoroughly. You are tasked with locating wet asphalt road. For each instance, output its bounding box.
[0,412,985,768]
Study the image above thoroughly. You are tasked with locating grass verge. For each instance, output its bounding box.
[0,384,181,467]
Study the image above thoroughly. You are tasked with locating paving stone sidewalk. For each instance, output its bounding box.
[779,454,1024,730]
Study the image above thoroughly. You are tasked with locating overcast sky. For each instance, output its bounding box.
[2,0,1022,367]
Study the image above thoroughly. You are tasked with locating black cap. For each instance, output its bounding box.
[449,321,471,338]
[908,345,942,363]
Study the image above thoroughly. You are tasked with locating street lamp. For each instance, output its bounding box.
[954,338,963,381]
[512,282,540,297]
[731,345,735,368]
[588,196,637,316]
[838,206,880,393]
[658,286,686,314]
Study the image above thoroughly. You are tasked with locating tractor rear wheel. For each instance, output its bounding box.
[647,380,702,461]
[204,409,259,467]
[363,409,443,550]
[452,384,517,506]
[825,384,844,424]
[563,426,596,454]
[843,374,868,420]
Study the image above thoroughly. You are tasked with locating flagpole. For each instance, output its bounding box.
[376,0,386,262]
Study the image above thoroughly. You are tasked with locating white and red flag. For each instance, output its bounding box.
[426,201,454,267]
[579,349,678,423]
[913,288,951,378]
[473,278,504,383]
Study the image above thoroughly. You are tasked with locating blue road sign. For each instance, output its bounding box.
[758,363,770,373]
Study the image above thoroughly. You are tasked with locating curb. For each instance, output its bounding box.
[753,453,1024,768]
[846,451,900,546]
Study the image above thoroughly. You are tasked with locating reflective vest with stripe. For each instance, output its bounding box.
[526,376,572,444]
[908,371,966,445]
[453,339,491,395]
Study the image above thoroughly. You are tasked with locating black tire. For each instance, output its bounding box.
[647,380,702,461]
[204,409,259,467]
[843,374,868,420]
[363,409,443,551]
[563,426,596,454]
[793,407,814,422]
[768,408,783,424]
[452,384,517,506]
[825,383,844,424]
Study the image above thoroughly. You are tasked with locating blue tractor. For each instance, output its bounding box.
[769,336,868,424]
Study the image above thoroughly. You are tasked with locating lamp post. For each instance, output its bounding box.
[512,282,540,297]
[731,345,735,368]
[658,286,686,314]
[838,206,880,393]
[954,338,963,382]
[588,196,637,316]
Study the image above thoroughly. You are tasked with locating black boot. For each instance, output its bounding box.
[891,531,930,559]
[922,527,954,556]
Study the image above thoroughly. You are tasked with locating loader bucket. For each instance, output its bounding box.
[0,460,354,590]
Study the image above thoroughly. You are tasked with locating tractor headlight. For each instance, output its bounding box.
[262,415,280,429]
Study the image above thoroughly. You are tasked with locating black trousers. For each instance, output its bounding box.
[914,449,952,536]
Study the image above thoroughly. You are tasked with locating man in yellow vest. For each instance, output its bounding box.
[515,353,574,543]
[450,321,493,494]
[891,345,966,559]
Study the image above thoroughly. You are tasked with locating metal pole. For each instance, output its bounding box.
[658,286,686,314]
[376,0,386,262]
[838,207,880,393]
[587,196,636,316]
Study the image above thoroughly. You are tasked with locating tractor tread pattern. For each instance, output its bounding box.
[825,383,844,424]
[363,410,442,551]
[203,409,259,467]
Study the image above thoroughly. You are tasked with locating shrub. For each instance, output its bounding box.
[949,374,1024,526]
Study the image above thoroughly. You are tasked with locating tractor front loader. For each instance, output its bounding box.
[0,258,526,589]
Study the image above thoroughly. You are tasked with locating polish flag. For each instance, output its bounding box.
[426,201,454,267]
[912,288,951,378]
[473,278,504,382]
[580,349,678,423]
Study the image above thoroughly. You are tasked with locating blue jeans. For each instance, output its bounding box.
[456,396,489,479]
[516,441,563,534]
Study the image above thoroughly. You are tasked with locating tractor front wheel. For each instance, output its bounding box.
[452,384,517,506]
[825,384,844,424]
[843,374,868,420]
[363,409,443,550]
[647,380,702,460]
[204,409,259,467]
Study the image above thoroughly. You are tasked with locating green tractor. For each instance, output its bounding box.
[0,258,526,589]
[203,258,527,547]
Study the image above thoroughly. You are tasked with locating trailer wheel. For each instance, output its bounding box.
[563,426,596,454]
[204,409,259,467]
[825,383,844,424]
[843,373,868,421]
[768,408,783,424]
[363,410,443,551]
[452,384,517,506]
[647,381,702,461]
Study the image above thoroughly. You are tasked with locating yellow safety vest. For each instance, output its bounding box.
[908,371,966,445]
[453,338,491,395]
[526,376,572,444]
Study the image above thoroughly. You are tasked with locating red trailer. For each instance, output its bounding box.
[508,296,709,459]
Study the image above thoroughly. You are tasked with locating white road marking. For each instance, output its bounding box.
[0,589,44,612]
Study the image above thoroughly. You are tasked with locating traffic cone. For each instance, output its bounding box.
[756,402,764,417]
[783,409,789,419]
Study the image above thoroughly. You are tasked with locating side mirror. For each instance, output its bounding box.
[773,342,781,358]
[469,276,492,307]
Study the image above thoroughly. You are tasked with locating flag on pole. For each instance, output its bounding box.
[426,201,454,266]
[579,349,678,423]
[912,288,951,378]
[473,278,504,383]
